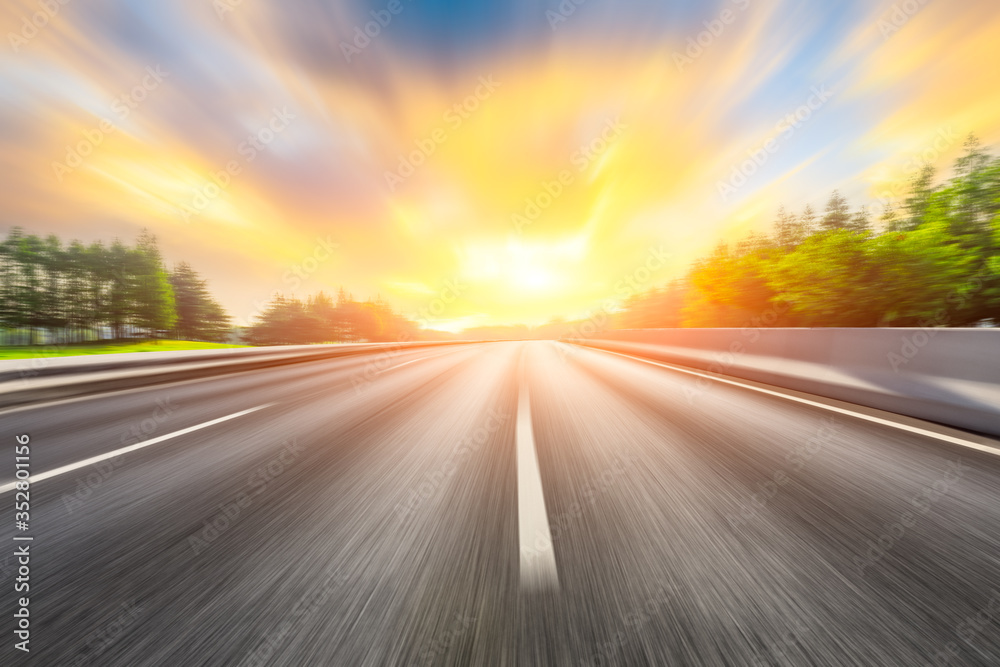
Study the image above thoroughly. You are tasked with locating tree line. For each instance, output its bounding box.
[0,229,229,344]
[618,135,1000,329]
[6,134,996,346]
[0,226,424,347]
[244,290,417,345]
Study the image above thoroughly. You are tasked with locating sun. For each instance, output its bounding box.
[458,238,581,297]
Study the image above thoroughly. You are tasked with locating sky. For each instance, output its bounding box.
[1,0,999,330]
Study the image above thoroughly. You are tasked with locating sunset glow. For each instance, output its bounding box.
[2,0,999,328]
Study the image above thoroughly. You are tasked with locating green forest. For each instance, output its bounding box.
[618,135,1000,329]
[0,229,228,345]
[0,228,418,346]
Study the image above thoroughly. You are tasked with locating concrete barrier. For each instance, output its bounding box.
[566,328,1000,437]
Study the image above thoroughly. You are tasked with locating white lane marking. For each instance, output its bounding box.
[583,346,1000,458]
[517,376,560,591]
[0,403,275,494]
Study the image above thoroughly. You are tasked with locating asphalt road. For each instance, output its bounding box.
[2,341,1000,666]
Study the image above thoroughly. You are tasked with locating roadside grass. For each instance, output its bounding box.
[0,340,250,360]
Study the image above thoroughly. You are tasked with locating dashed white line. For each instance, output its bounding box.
[0,403,275,494]
[516,374,560,591]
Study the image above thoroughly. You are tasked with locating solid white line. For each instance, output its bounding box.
[0,403,275,494]
[516,376,560,591]
[585,346,1000,458]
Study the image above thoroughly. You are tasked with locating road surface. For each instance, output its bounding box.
[2,341,999,665]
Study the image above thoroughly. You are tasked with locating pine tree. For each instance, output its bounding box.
[821,190,851,230]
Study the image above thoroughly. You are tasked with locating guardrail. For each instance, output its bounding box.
[565,328,1000,437]
[0,341,476,409]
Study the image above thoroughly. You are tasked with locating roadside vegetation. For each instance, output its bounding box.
[618,135,1000,328]
[0,339,247,360]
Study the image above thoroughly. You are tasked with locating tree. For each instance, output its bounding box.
[83,241,110,339]
[766,224,976,326]
[821,190,851,230]
[245,295,322,345]
[903,163,936,230]
[0,228,231,344]
[799,204,818,235]
[612,133,1000,329]
[774,206,798,248]
[766,230,883,326]
[169,262,230,341]
[64,241,89,341]
[244,289,417,345]
[39,234,66,336]
[617,280,688,328]
[867,221,977,325]
[13,233,47,344]
[0,228,27,342]
[881,202,901,231]
[132,230,177,337]
[848,205,871,233]
[104,240,132,338]
[683,240,783,327]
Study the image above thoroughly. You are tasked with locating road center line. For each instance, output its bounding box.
[583,345,1000,458]
[0,403,275,494]
[517,375,560,591]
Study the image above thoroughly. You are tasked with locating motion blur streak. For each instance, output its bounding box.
[2,341,1000,665]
